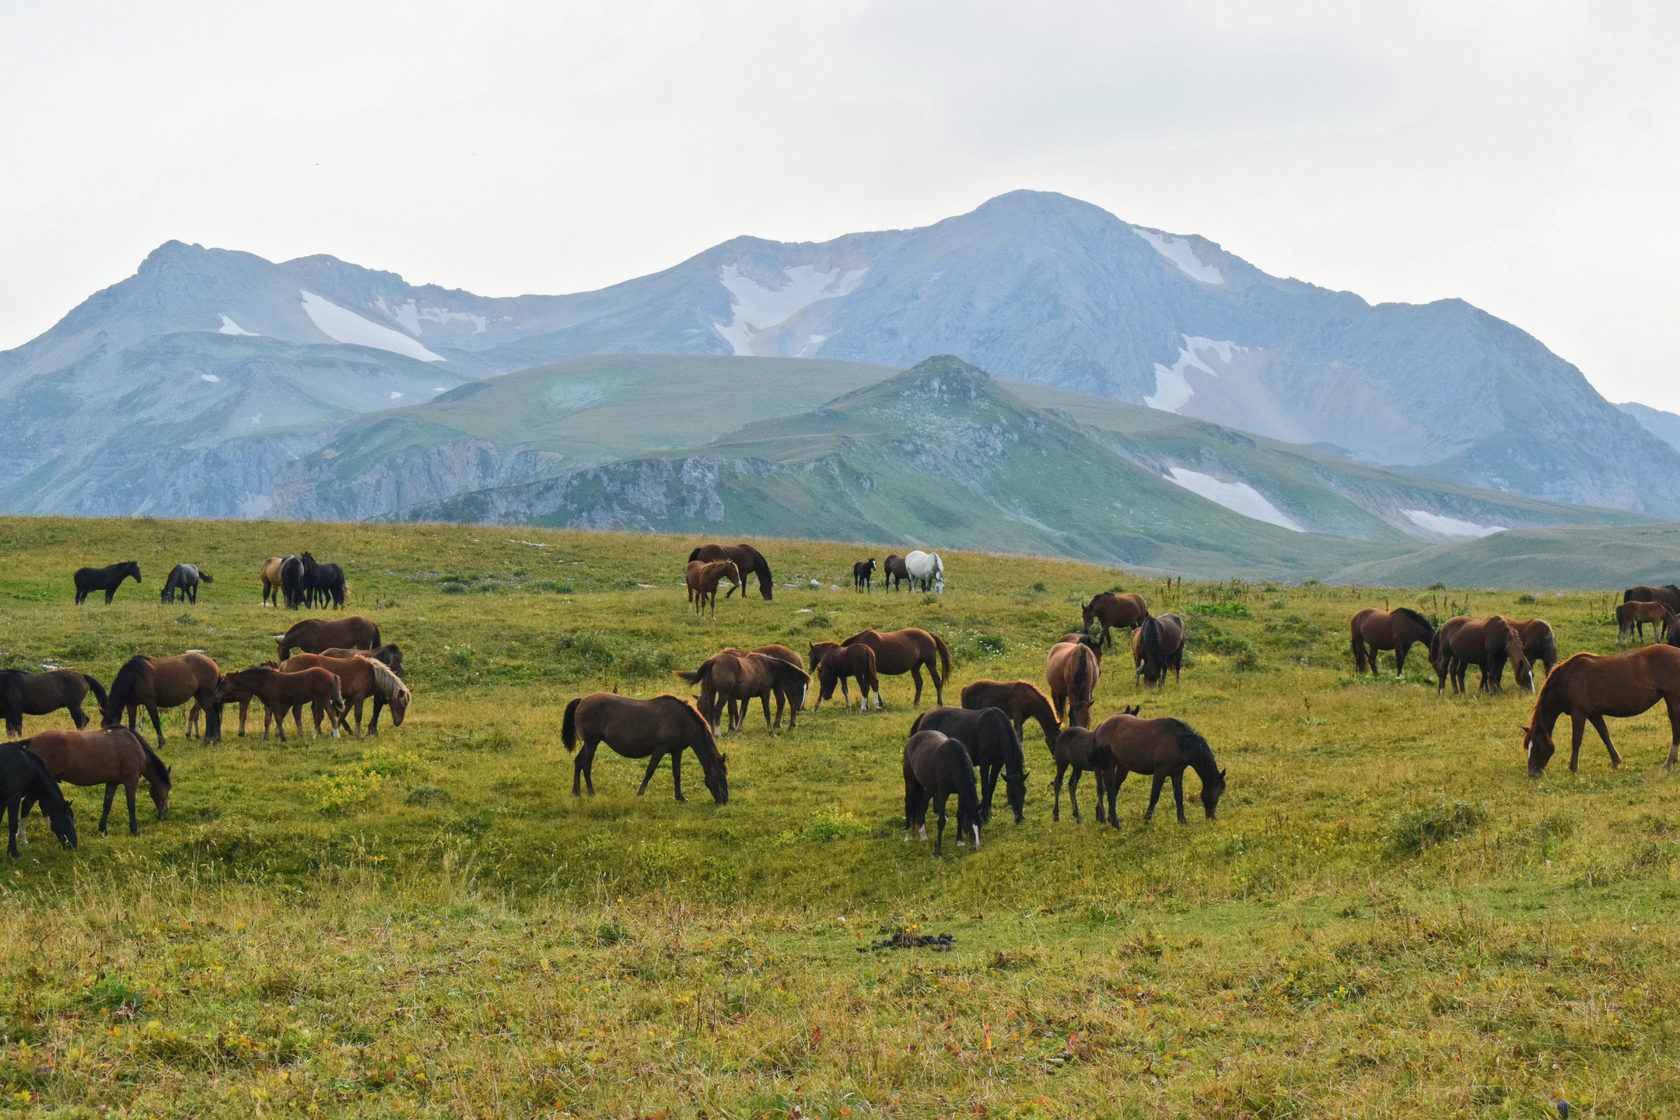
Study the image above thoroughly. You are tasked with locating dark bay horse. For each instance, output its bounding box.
[279,653,411,736]
[321,643,406,680]
[104,654,221,749]
[214,667,347,742]
[841,628,951,707]
[1616,600,1674,644]
[562,693,728,804]
[685,560,739,620]
[0,743,76,857]
[853,558,877,591]
[1093,713,1226,826]
[74,561,141,605]
[959,680,1059,751]
[688,543,774,600]
[19,728,169,837]
[716,645,804,729]
[1350,607,1435,677]
[161,563,212,604]
[1050,704,1139,823]
[1,669,108,736]
[1521,645,1680,776]
[1046,640,1099,728]
[1511,618,1559,676]
[902,729,981,856]
[1624,584,1680,613]
[1081,592,1149,649]
[675,651,808,734]
[280,555,306,609]
[883,554,910,592]
[277,616,381,659]
[1431,616,1533,695]
[909,706,1027,825]
[1132,613,1185,687]
[301,553,347,609]
[807,642,880,713]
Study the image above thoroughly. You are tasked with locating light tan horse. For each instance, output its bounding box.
[261,556,287,606]
[685,560,740,620]
[1045,640,1100,728]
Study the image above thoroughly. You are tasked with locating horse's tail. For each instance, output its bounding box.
[1623,587,1636,604]
[909,709,929,736]
[687,547,703,564]
[1349,615,1366,673]
[753,550,774,597]
[561,698,581,753]
[1071,647,1090,702]
[81,674,109,719]
[368,622,382,647]
[329,676,345,707]
[932,632,952,682]
[673,659,714,687]
[103,657,150,726]
[1138,614,1163,677]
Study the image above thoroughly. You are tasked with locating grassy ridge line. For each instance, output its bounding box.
[0,515,1674,1116]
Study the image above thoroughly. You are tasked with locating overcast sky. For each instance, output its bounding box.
[3,0,1676,409]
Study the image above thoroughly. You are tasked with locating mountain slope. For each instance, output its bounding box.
[1331,523,1680,589]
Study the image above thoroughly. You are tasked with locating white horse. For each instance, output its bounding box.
[904,550,944,593]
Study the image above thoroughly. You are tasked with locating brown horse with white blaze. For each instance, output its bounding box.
[18,727,170,837]
[1522,645,1680,776]
[1046,640,1099,728]
[562,693,728,804]
[1350,607,1435,677]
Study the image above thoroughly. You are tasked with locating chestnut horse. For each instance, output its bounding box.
[1431,616,1533,695]
[1132,613,1185,687]
[902,729,981,856]
[103,653,221,749]
[19,727,169,837]
[277,616,381,659]
[685,560,739,620]
[0,669,109,737]
[1045,640,1099,728]
[841,629,951,707]
[213,668,347,742]
[562,693,728,804]
[674,651,809,734]
[1616,600,1675,644]
[1521,645,1680,776]
[1081,592,1148,649]
[1350,607,1435,677]
[959,680,1059,751]
[807,642,880,713]
[279,653,411,737]
[1092,712,1226,826]
[688,543,774,600]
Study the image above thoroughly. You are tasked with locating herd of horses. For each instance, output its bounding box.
[74,552,347,610]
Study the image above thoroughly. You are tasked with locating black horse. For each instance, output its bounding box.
[0,743,77,857]
[161,563,213,604]
[853,558,877,591]
[280,555,307,609]
[73,561,141,605]
[909,705,1028,825]
[300,553,347,609]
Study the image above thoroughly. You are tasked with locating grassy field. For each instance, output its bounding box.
[0,515,1674,1118]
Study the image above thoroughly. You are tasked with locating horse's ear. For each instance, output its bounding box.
[1218,768,1226,780]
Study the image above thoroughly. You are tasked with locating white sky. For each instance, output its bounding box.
[2,0,1676,410]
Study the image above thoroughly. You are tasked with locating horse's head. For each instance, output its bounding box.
[1201,768,1227,820]
[48,802,77,850]
[148,761,172,819]
[704,752,729,805]
[1522,722,1556,777]
[1005,769,1028,824]
[1080,600,1095,630]
[127,562,142,583]
[389,684,411,727]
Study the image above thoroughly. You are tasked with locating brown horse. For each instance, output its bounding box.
[1350,607,1436,677]
[277,616,381,659]
[1059,633,1105,663]
[1049,704,1140,823]
[320,644,406,680]
[674,651,809,734]
[807,642,881,713]
[883,554,910,592]
[261,556,288,606]
[902,729,982,855]
[1046,640,1100,728]
[279,653,411,737]
[213,668,347,742]
[186,662,276,739]
[18,727,169,837]
[959,680,1059,751]
[1510,618,1559,677]
[1521,645,1680,776]
[103,654,221,749]
[562,693,728,803]
[688,543,774,600]
[1616,600,1675,644]
[1132,613,1186,687]
[1624,584,1680,613]
[685,560,740,620]
[841,629,951,707]
[1092,712,1226,826]
[717,646,805,728]
[1431,616,1533,695]
[1081,592,1149,649]
[1,669,109,737]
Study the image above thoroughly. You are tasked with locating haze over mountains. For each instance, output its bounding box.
[4,190,1678,580]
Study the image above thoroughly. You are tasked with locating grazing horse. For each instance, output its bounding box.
[277,616,381,659]
[675,651,809,735]
[1431,616,1533,695]
[562,693,728,804]
[18,728,169,837]
[1132,613,1186,687]
[1081,592,1149,649]
[1350,607,1435,677]
[104,654,221,749]
[161,563,213,604]
[902,730,981,856]
[321,643,406,680]
[1511,618,1559,677]
[279,653,412,737]
[807,642,881,713]
[279,555,308,609]
[261,556,291,606]
[909,706,1027,825]
[904,550,944,592]
[883,554,911,592]
[1521,645,1680,776]
[685,560,740,620]
[960,680,1060,751]
[73,561,141,605]
[1045,640,1099,728]
[688,543,774,600]
[1093,713,1226,826]
[852,558,877,591]
[0,744,76,858]
[841,628,951,707]
[213,667,347,742]
[1616,600,1675,644]
[1050,704,1140,823]
[0,669,108,737]
[1624,584,1680,613]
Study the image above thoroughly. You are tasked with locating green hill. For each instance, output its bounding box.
[1331,522,1680,588]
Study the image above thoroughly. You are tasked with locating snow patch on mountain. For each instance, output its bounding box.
[1133,229,1225,285]
[379,297,489,335]
[300,291,445,362]
[1145,337,1243,412]
[714,264,866,356]
[200,373,221,383]
[1403,509,1506,538]
[1164,467,1303,531]
[218,315,254,336]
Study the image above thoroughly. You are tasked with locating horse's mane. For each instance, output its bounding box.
[746,546,772,588]
[103,656,153,724]
[1165,718,1217,774]
[367,658,408,703]
[841,630,880,648]
[662,696,725,765]
[1138,614,1163,671]
[137,736,171,789]
[13,745,69,812]
[1392,606,1434,634]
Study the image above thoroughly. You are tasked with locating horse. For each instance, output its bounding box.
[160,563,213,604]
[852,558,877,591]
[904,550,944,593]
[320,643,406,681]
[1059,633,1105,663]
[902,729,981,856]
[103,654,221,749]
[277,616,381,659]
[1623,584,1680,613]
[1616,600,1674,644]
[674,651,809,735]
[562,693,728,804]
[1511,618,1559,677]
[883,554,910,592]
[279,653,411,737]
[909,706,1027,825]
[213,667,347,742]
[685,560,740,620]
[73,561,141,605]
[186,662,276,739]
[280,555,306,609]
[0,743,76,858]
[1430,616,1533,695]
[959,680,1060,751]
[1092,713,1226,826]
[1350,607,1436,677]
[17,728,169,837]
[1081,592,1149,649]
[807,642,881,713]
[0,669,109,737]
[1521,646,1680,776]
[714,646,806,729]
[688,543,774,600]
[1132,613,1186,687]
[841,628,951,708]
[261,556,291,606]
[301,552,347,609]
[1050,704,1140,823]
[1045,640,1099,728]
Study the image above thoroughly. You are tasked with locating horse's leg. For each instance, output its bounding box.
[904,776,919,840]
[758,691,774,735]
[1394,642,1409,678]
[238,699,250,737]
[1585,714,1622,770]
[1105,772,1127,828]
[99,783,117,836]
[670,751,686,802]
[980,764,997,826]
[6,800,18,857]
[1170,771,1186,823]
[1666,698,1680,769]
[1144,774,1168,821]
[1566,713,1586,771]
[1056,763,1069,823]
[572,739,593,796]
[125,779,139,835]
[636,753,664,797]
[933,794,947,856]
[146,705,164,750]
[909,665,924,707]
[105,588,115,604]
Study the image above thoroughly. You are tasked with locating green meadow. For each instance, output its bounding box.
[0,516,1673,1118]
